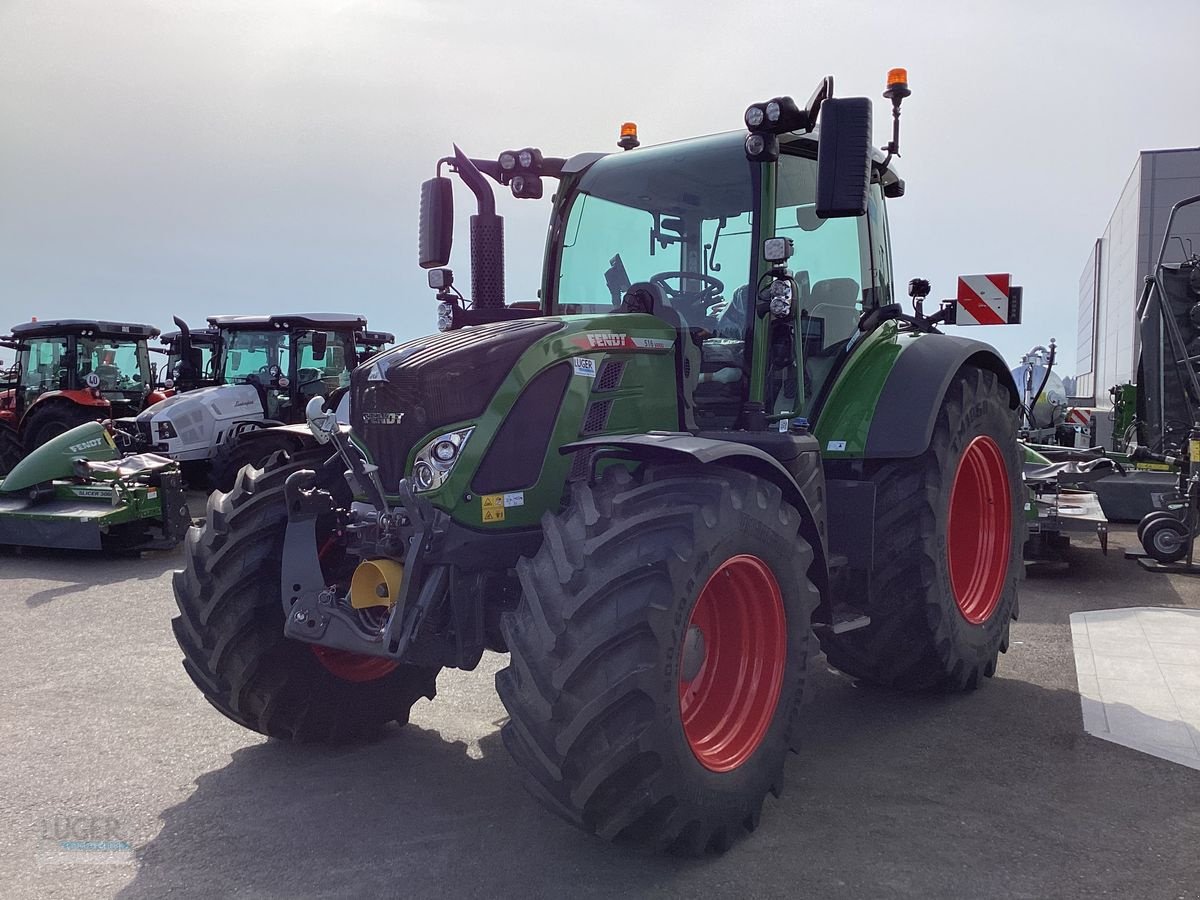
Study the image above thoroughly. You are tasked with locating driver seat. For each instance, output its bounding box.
[617,282,703,430]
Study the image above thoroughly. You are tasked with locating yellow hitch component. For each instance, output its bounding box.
[350,559,404,609]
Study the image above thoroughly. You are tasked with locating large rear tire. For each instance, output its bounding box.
[819,366,1022,691]
[497,464,820,855]
[0,423,22,476]
[171,450,438,741]
[22,403,101,451]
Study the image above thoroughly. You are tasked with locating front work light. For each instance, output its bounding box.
[762,278,794,318]
[744,132,779,162]
[744,104,766,129]
[511,174,543,199]
[436,301,456,332]
[763,236,795,263]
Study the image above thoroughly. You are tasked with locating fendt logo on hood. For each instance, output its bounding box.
[68,436,106,453]
[361,411,405,425]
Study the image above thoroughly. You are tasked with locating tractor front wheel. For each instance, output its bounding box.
[497,464,820,854]
[211,433,304,492]
[172,450,438,741]
[819,366,1022,691]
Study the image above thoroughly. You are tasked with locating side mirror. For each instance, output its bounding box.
[311,331,328,361]
[305,395,338,445]
[419,176,454,269]
[816,97,873,219]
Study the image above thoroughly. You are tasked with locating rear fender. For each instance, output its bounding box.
[817,331,1017,460]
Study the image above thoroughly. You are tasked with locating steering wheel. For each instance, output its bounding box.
[650,271,725,310]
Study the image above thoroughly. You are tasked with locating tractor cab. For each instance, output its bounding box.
[419,80,904,435]
[155,326,220,393]
[0,319,159,449]
[209,313,364,422]
[357,329,395,364]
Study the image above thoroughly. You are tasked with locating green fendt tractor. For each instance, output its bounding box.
[173,71,1023,854]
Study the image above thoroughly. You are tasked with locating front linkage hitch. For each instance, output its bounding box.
[279,467,451,662]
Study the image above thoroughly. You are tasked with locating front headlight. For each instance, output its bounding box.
[411,427,473,492]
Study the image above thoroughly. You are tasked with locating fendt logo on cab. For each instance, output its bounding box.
[362,411,405,425]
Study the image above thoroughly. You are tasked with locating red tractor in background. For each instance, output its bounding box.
[0,319,160,474]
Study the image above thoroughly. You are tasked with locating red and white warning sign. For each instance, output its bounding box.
[954,274,1020,326]
[1065,408,1090,427]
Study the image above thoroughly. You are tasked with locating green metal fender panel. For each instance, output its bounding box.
[814,324,1018,460]
[1,422,119,492]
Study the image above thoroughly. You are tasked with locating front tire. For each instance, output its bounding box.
[819,366,1022,691]
[497,464,820,854]
[171,451,438,741]
[211,432,302,492]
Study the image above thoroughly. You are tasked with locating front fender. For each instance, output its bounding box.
[561,431,829,590]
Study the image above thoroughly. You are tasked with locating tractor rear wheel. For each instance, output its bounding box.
[0,424,22,476]
[172,450,438,741]
[497,464,820,854]
[819,366,1022,691]
[22,403,100,451]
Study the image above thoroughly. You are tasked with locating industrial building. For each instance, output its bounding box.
[1075,147,1200,405]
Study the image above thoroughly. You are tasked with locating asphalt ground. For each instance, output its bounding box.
[2,521,1198,900]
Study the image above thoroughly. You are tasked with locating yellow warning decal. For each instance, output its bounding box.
[481,494,505,523]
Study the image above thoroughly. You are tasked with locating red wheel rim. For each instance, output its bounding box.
[678,555,787,773]
[310,644,398,683]
[308,536,399,683]
[947,435,1011,624]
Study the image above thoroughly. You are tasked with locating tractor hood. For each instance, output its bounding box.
[130,383,266,461]
[1,422,119,493]
[351,319,563,491]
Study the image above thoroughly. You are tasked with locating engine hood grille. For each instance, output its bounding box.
[351,319,562,490]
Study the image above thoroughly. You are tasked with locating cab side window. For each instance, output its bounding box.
[19,337,69,398]
[775,153,872,411]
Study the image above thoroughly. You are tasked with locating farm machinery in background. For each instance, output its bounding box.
[171,70,1030,853]
[0,421,189,552]
[149,318,222,401]
[120,313,389,489]
[1014,194,1200,565]
[0,319,159,476]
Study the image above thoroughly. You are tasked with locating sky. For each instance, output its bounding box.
[2,0,1198,377]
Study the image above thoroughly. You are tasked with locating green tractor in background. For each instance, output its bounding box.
[173,71,1024,853]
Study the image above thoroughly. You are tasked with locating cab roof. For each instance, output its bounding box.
[207,313,368,331]
[159,328,220,345]
[9,319,160,339]
[359,330,395,346]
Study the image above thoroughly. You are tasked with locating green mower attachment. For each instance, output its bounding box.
[0,422,190,551]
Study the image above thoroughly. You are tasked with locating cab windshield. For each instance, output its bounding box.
[76,336,151,399]
[555,132,755,323]
[219,330,290,384]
